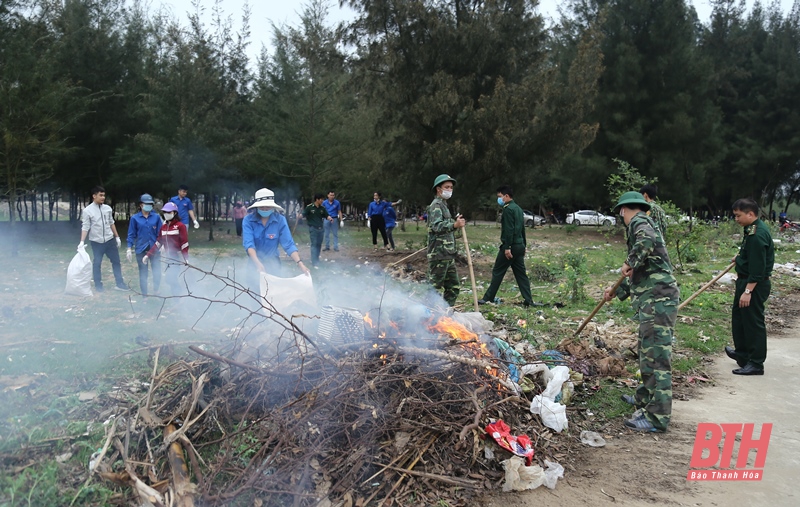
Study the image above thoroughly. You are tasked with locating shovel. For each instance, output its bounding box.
[574,274,626,336]
[678,261,736,310]
[459,216,480,312]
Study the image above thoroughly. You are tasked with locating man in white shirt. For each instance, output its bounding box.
[79,186,129,292]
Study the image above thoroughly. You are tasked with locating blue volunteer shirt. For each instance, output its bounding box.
[127,212,163,254]
[384,205,397,229]
[169,195,194,225]
[368,200,388,217]
[242,212,298,260]
[322,198,341,218]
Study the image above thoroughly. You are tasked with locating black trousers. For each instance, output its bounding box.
[731,278,770,367]
[370,214,388,246]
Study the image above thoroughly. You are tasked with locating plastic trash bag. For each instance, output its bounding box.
[529,365,570,432]
[530,396,568,432]
[65,246,93,297]
[580,430,607,447]
[501,456,564,492]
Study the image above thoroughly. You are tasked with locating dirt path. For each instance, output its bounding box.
[483,328,800,507]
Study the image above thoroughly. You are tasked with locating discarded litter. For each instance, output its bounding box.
[501,456,564,491]
[580,430,606,447]
[486,420,534,465]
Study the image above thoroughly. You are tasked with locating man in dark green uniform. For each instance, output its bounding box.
[640,184,668,241]
[479,185,534,307]
[427,174,466,306]
[604,192,679,432]
[726,198,774,375]
[302,193,331,268]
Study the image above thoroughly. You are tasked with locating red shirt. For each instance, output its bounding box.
[146,220,189,261]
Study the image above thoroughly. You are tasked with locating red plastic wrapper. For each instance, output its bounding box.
[485,420,534,465]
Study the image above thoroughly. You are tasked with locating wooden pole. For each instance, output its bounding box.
[387,246,427,268]
[574,274,626,336]
[678,261,736,310]
[461,224,480,312]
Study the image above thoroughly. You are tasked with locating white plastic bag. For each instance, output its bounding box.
[501,457,564,492]
[530,396,568,432]
[529,365,570,432]
[65,246,93,297]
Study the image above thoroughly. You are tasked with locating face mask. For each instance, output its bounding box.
[143,204,153,212]
[497,197,504,206]
[258,209,274,218]
[441,190,453,200]
[163,212,174,221]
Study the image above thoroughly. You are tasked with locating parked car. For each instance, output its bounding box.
[565,210,616,226]
[522,210,545,227]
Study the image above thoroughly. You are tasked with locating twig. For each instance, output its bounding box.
[459,386,487,440]
[378,433,439,507]
[380,465,479,488]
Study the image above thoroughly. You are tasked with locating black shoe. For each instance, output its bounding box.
[725,346,747,368]
[732,363,764,376]
[621,394,636,405]
[520,300,545,307]
[114,285,131,292]
[323,247,330,251]
[478,299,488,305]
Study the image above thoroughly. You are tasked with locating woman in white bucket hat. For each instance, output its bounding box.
[242,188,309,282]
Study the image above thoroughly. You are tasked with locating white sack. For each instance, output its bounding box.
[259,272,317,317]
[65,247,93,297]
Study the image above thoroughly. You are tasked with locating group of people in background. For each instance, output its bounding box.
[79,185,198,297]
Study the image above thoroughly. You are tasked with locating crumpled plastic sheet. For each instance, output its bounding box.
[501,456,564,492]
[529,365,570,432]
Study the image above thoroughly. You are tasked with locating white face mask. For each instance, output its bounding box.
[441,190,453,200]
[164,212,175,221]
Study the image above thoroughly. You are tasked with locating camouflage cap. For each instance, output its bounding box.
[432,174,457,190]
[614,191,651,213]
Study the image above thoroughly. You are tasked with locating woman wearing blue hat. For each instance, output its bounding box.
[126,193,163,297]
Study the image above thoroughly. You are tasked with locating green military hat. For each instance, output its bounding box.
[432,174,457,190]
[614,191,651,213]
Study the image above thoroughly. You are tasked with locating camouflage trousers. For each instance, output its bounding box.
[633,285,678,431]
[428,259,459,307]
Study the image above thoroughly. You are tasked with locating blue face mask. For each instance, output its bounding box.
[258,209,274,218]
[143,204,153,212]
[497,197,505,206]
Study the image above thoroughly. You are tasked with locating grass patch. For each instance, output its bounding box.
[578,380,632,420]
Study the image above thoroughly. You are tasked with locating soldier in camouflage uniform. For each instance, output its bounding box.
[427,174,466,306]
[604,191,679,432]
[640,184,668,241]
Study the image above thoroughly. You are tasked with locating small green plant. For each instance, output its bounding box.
[404,239,415,250]
[529,262,559,282]
[560,250,588,302]
[564,223,578,234]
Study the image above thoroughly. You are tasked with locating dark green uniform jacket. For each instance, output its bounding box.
[617,212,677,307]
[735,219,774,282]
[499,201,527,250]
[303,203,329,228]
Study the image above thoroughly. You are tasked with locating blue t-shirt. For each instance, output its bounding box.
[127,212,163,254]
[242,213,298,260]
[384,205,397,229]
[368,200,388,217]
[169,195,194,225]
[322,199,341,218]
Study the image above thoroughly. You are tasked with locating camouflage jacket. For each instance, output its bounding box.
[427,197,458,261]
[648,202,668,241]
[616,212,678,306]
[736,219,774,283]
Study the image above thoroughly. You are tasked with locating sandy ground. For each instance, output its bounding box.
[481,328,800,507]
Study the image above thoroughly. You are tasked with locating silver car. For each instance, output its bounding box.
[565,210,616,226]
[523,210,545,227]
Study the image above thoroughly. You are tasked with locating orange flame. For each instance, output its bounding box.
[363,313,374,328]
[428,316,478,342]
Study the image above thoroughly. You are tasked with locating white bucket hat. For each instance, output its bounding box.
[247,188,285,212]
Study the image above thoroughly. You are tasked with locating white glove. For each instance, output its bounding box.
[126,248,132,262]
[396,199,402,204]
[78,241,85,251]
[339,220,344,227]
[193,220,200,229]
[115,237,121,248]
[142,255,149,265]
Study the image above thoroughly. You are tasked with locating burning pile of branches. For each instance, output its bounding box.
[89,305,567,506]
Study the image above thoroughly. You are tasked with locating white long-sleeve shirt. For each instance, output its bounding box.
[81,202,115,243]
